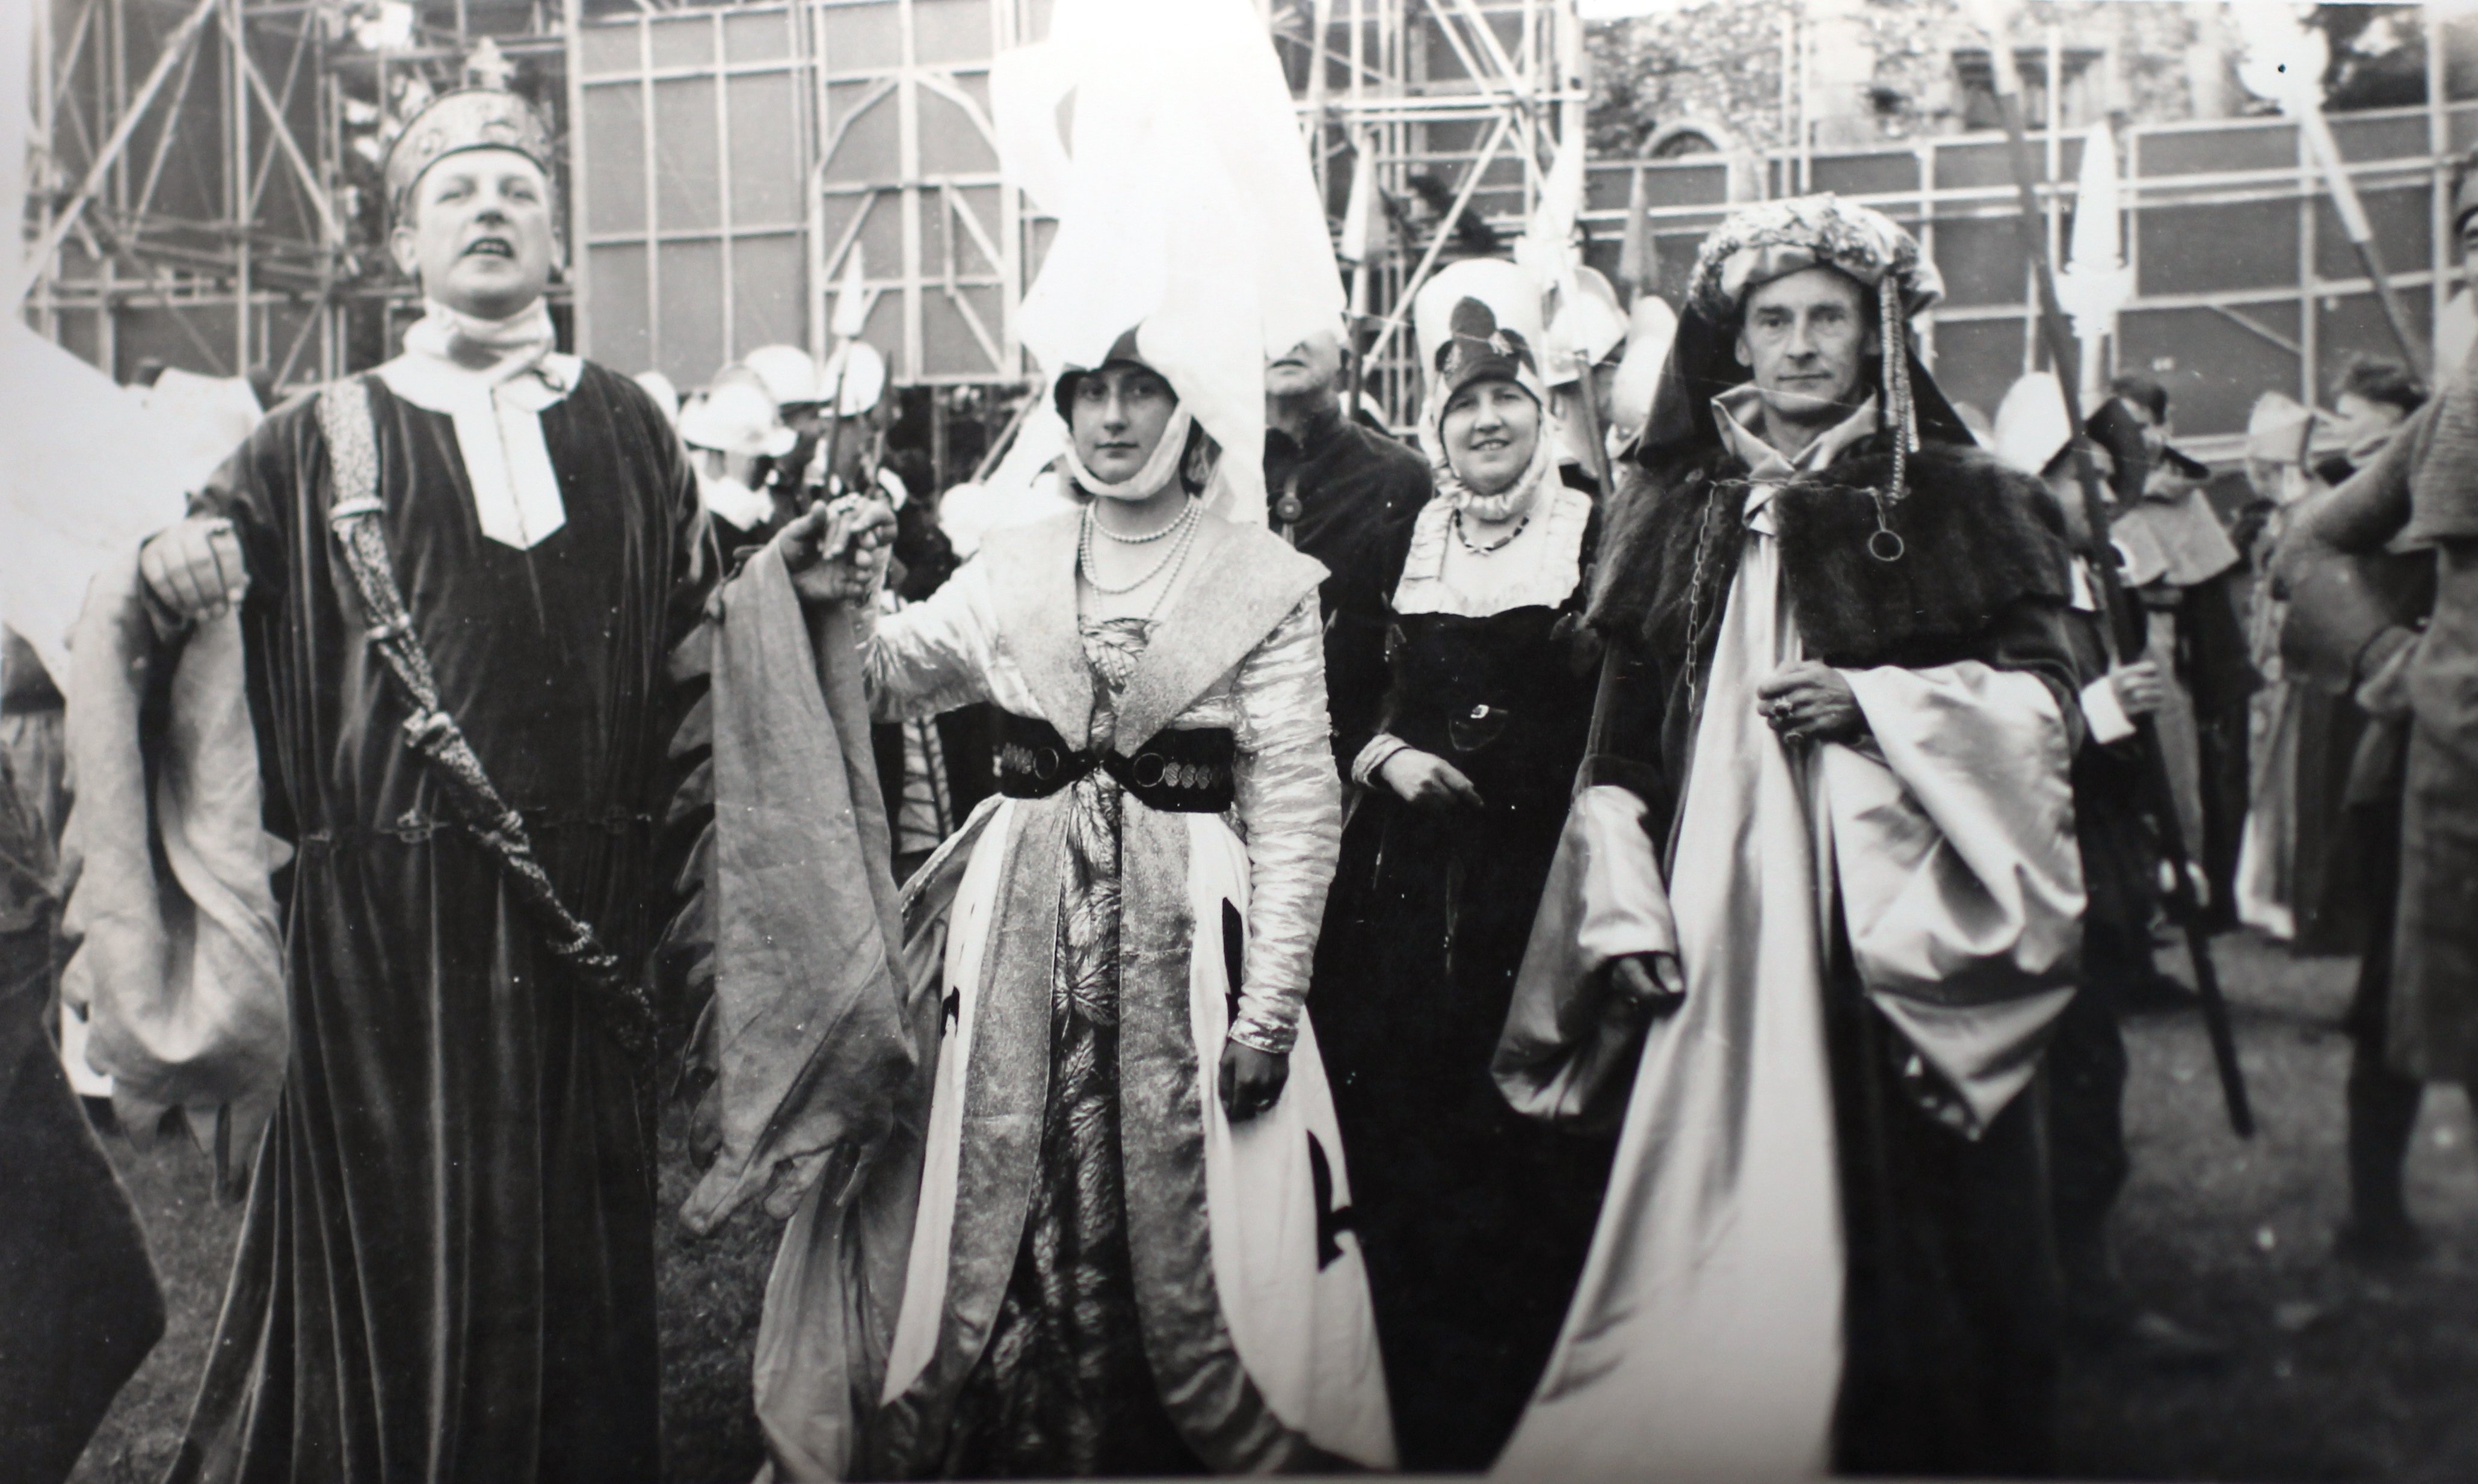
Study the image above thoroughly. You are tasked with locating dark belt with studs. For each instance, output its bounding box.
[996,710,1236,813]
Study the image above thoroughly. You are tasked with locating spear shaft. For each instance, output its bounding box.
[1986,67,2255,1139]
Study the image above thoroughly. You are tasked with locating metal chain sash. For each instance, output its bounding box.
[315,377,657,1077]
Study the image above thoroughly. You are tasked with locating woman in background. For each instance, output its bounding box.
[1310,269,1609,1471]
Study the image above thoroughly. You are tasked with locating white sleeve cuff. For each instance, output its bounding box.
[1570,784,1678,966]
[2079,674,2136,745]
[1351,733,1412,788]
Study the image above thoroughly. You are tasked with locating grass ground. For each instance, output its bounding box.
[2056,934,2478,1483]
[65,932,2478,1482]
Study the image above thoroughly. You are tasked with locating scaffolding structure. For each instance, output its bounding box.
[566,0,1580,418]
[16,0,1581,420]
[1286,0,1589,422]
[18,0,591,389]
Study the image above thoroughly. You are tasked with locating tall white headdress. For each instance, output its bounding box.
[992,0,1343,521]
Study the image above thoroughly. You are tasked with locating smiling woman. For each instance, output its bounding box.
[1440,380,1543,503]
[1305,265,1607,1469]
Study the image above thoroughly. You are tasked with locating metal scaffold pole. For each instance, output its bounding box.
[22,0,573,391]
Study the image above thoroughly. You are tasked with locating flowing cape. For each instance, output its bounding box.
[60,552,285,1197]
[1496,485,2080,1479]
[682,546,916,1231]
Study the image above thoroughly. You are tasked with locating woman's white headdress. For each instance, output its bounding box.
[992,0,1342,522]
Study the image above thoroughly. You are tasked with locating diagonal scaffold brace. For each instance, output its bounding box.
[1980,50,2254,1139]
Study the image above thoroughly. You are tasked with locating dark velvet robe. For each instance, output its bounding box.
[168,363,716,1484]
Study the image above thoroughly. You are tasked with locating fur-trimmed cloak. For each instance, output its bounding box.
[1579,434,2080,822]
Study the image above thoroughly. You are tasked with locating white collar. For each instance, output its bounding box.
[1711,386,1881,482]
[697,472,775,531]
[1392,482,1592,619]
[372,298,582,551]
[382,297,580,415]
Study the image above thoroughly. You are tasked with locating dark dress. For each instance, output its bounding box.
[170,365,714,1484]
[1309,502,1612,1471]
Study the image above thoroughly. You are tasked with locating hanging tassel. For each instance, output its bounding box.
[1868,273,1914,563]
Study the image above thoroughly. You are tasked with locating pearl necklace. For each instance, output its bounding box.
[1094,502,1192,544]
[1079,499,1200,596]
[1452,507,1530,556]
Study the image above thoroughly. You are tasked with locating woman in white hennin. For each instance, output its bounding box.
[753,330,1392,1479]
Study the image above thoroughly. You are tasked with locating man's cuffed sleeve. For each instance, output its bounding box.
[2079,673,2136,745]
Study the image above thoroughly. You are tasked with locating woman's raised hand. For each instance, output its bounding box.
[780,494,896,607]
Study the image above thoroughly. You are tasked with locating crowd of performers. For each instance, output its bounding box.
[14,31,2478,1484]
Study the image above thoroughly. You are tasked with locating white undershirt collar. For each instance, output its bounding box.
[375,297,582,551]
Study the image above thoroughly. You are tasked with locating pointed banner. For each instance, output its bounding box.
[1616,163,1652,303]
[1513,130,1588,314]
[830,241,869,341]
[2054,120,2130,401]
[1337,134,1378,266]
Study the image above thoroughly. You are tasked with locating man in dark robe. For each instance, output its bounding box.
[2034,441,2227,1363]
[2103,377,2257,929]
[1260,322,1431,774]
[126,89,714,1484]
[1495,197,2085,1479]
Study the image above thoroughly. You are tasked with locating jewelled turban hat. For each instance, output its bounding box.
[384,88,555,218]
[1688,193,1944,325]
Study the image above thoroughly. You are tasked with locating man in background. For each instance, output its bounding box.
[1262,322,1431,775]
[2103,375,2256,929]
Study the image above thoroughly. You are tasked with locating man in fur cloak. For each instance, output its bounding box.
[1492,196,2087,1479]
